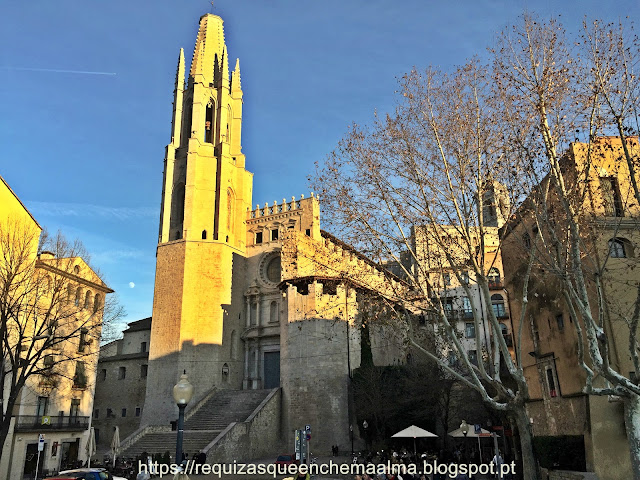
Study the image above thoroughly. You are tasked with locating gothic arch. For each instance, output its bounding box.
[172,182,186,235]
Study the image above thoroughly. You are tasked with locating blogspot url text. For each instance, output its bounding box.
[140,459,517,478]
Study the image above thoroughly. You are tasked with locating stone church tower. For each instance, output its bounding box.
[143,14,251,425]
[137,12,403,452]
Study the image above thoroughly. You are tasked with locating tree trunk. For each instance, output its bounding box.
[513,407,540,480]
[624,393,640,480]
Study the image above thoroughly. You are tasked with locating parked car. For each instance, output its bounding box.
[57,468,127,480]
[275,454,300,466]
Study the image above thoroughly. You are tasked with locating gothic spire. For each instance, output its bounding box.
[189,14,226,84]
[222,45,230,87]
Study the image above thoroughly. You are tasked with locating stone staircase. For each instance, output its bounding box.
[122,389,273,458]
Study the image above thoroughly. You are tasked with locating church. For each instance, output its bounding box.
[96,12,405,460]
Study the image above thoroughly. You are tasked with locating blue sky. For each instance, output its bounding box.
[1,0,637,333]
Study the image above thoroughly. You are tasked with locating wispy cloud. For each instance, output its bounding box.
[90,248,150,265]
[25,201,157,221]
[1,66,116,76]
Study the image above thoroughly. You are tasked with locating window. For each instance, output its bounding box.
[600,176,624,217]
[460,271,469,284]
[135,407,141,417]
[140,342,147,353]
[491,294,506,318]
[305,229,311,236]
[523,232,531,250]
[99,369,107,381]
[118,367,126,380]
[107,408,114,418]
[36,396,49,417]
[78,328,88,353]
[488,268,501,288]
[468,350,478,366]
[443,273,451,286]
[73,362,87,388]
[121,408,127,418]
[204,103,214,144]
[43,354,54,369]
[84,291,92,310]
[609,238,627,258]
[255,232,263,244]
[462,297,473,318]
[93,409,99,419]
[556,314,564,331]
[266,256,281,283]
[202,230,207,240]
[271,229,279,241]
[93,293,102,313]
[447,352,458,367]
[465,322,475,338]
[75,287,82,307]
[140,364,148,378]
[546,366,558,398]
[444,298,454,317]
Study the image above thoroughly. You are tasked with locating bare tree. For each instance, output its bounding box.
[0,218,122,464]
[494,15,640,477]
[313,54,542,477]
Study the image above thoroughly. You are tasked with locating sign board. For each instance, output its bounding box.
[474,424,482,435]
[295,430,301,460]
[306,434,311,441]
[41,416,51,425]
[305,424,311,432]
[38,434,45,452]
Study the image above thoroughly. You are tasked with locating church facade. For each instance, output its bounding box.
[139,13,405,453]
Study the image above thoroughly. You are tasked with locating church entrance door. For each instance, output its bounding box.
[263,351,280,389]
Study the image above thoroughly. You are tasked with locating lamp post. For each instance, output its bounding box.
[362,420,368,451]
[350,424,354,457]
[173,372,194,465]
[460,420,469,464]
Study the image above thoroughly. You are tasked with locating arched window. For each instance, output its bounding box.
[269,301,278,323]
[608,238,629,258]
[491,294,506,318]
[204,101,215,144]
[488,268,501,287]
[202,230,207,240]
[93,293,102,314]
[523,233,531,250]
[75,287,83,307]
[84,291,92,310]
[67,285,74,304]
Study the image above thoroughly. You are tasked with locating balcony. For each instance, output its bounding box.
[14,415,89,432]
[488,280,503,289]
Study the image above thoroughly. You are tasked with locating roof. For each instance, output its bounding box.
[125,317,152,332]
[0,174,42,229]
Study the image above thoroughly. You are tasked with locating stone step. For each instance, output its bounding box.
[122,389,274,458]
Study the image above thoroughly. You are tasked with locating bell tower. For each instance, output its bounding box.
[144,14,253,425]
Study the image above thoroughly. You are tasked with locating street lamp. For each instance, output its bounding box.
[362,421,369,451]
[173,372,194,464]
[350,424,354,457]
[460,420,469,463]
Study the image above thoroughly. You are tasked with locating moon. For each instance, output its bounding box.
[129,282,135,288]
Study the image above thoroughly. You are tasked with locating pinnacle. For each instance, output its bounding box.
[232,58,241,92]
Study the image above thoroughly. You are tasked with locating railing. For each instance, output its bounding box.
[14,415,89,432]
[488,280,503,289]
[248,193,316,219]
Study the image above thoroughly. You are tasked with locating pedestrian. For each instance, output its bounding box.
[491,451,504,479]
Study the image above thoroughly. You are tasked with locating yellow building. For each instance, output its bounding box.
[502,137,640,480]
[0,175,113,479]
